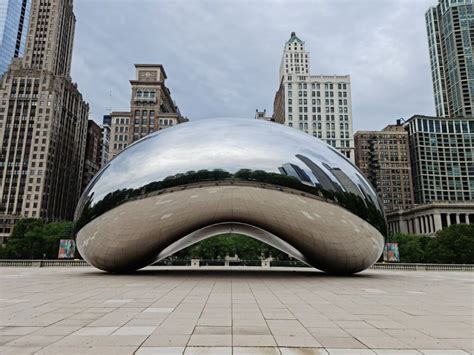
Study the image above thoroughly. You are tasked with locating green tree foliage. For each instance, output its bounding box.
[391,224,474,264]
[174,233,288,260]
[0,219,74,259]
[425,224,474,264]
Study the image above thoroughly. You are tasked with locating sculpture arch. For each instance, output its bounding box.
[75,119,386,274]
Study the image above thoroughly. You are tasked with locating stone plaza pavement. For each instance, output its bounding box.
[0,267,472,355]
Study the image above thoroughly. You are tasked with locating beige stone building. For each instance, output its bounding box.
[108,64,186,160]
[387,202,474,236]
[273,33,354,160]
[354,122,414,213]
[108,112,130,160]
[0,0,89,243]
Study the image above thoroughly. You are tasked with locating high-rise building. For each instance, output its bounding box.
[0,0,31,76]
[404,115,474,204]
[354,122,414,213]
[0,0,89,243]
[426,0,474,118]
[81,120,101,191]
[100,115,111,168]
[106,64,187,160]
[273,32,354,160]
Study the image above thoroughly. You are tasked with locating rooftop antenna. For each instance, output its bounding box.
[105,90,112,114]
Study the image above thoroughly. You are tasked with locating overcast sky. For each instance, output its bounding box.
[71,0,436,131]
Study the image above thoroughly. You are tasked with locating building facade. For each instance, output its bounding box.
[255,109,273,121]
[81,119,101,191]
[108,111,130,160]
[0,0,31,76]
[404,115,474,204]
[387,201,474,236]
[106,64,186,160]
[273,32,354,160]
[0,0,89,243]
[130,64,182,141]
[354,122,414,212]
[426,0,474,118]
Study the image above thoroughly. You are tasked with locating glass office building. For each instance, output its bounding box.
[404,115,474,204]
[0,0,31,76]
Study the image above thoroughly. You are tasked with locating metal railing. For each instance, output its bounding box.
[0,259,90,267]
[370,263,473,272]
[0,260,472,271]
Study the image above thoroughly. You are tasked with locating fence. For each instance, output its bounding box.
[0,259,472,271]
[0,259,89,267]
[370,262,473,272]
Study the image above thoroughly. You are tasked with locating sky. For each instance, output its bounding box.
[71,0,437,131]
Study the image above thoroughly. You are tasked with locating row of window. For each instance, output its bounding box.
[286,82,348,90]
[113,117,129,124]
[288,105,349,113]
[134,110,155,118]
[287,91,349,100]
[289,113,350,121]
[410,119,474,134]
[135,90,156,98]
[288,98,349,106]
[292,122,351,130]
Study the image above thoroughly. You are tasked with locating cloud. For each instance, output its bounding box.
[71,0,436,131]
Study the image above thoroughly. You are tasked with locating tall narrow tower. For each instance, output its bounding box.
[278,32,310,80]
[273,32,354,161]
[0,0,89,244]
[426,0,474,117]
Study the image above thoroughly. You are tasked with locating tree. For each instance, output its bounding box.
[174,233,287,260]
[0,219,75,259]
[425,224,474,264]
[391,224,474,264]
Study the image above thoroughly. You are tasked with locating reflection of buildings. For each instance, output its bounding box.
[426,0,473,118]
[107,64,188,160]
[295,155,341,192]
[278,163,312,185]
[273,32,354,160]
[0,0,31,75]
[354,122,413,212]
[322,163,363,198]
[0,0,89,243]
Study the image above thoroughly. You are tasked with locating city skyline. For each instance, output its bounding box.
[70,0,436,130]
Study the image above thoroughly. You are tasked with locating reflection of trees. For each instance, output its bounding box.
[76,168,387,235]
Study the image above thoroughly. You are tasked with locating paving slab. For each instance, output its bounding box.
[0,267,472,354]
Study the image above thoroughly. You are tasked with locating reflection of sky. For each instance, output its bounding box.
[86,118,378,207]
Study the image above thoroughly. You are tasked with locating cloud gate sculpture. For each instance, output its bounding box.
[75,118,386,274]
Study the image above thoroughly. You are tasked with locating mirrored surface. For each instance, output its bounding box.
[75,118,386,274]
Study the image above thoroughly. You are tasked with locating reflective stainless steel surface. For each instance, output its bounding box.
[75,118,386,274]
